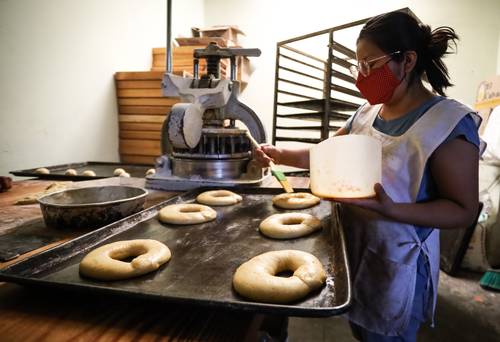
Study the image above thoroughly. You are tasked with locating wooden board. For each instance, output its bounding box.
[116,89,164,98]
[0,283,266,341]
[119,139,161,156]
[120,155,157,165]
[116,80,162,89]
[118,98,178,106]
[119,122,163,132]
[113,68,175,163]
[119,131,161,140]
[114,71,164,80]
[119,115,166,124]
[118,105,172,115]
[0,180,61,235]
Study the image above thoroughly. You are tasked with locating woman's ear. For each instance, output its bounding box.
[404,51,418,73]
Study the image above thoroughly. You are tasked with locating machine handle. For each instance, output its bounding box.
[194,46,261,59]
[225,48,261,57]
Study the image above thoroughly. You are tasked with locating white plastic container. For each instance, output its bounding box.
[310,134,382,199]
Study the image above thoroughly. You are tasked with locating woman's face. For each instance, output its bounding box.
[355,38,408,104]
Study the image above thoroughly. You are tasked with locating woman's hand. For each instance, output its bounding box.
[253,144,282,167]
[334,183,396,218]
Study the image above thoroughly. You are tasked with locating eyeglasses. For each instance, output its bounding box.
[349,51,401,79]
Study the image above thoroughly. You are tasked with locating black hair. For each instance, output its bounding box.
[358,10,459,96]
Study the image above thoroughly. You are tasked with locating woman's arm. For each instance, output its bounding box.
[336,138,480,230]
[254,127,350,169]
[389,137,479,229]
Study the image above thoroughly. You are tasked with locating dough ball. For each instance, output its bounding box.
[35,167,50,175]
[113,168,126,176]
[82,170,96,177]
[65,169,77,176]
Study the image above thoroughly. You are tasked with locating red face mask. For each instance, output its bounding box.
[355,63,402,105]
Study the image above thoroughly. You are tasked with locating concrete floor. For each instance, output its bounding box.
[288,270,500,342]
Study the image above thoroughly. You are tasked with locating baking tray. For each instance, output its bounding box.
[0,217,68,262]
[0,187,351,317]
[10,161,153,181]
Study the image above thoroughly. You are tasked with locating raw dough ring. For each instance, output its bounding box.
[113,168,126,176]
[65,169,77,176]
[233,250,326,303]
[196,190,242,206]
[35,167,50,174]
[272,192,320,209]
[158,203,217,225]
[82,170,96,177]
[260,213,321,239]
[79,239,171,281]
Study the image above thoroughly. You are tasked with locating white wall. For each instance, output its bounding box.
[0,0,204,176]
[498,31,500,74]
[203,0,500,144]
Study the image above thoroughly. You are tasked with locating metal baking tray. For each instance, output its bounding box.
[0,187,351,317]
[10,161,153,181]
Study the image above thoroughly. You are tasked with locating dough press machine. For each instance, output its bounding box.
[146,0,269,191]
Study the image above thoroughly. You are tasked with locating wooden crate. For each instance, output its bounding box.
[119,139,162,156]
[195,26,244,44]
[175,36,239,48]
[114,71,180,164]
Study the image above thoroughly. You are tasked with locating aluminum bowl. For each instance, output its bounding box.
[38,186,147,229]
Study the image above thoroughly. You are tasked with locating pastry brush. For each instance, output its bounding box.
[480,269,500,292]
[246,132,294,193]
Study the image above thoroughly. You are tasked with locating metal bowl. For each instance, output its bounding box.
[38,186,148,229]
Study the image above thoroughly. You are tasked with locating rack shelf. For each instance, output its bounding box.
[271,17,371,145]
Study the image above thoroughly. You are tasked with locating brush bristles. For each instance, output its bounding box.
[480,270,500,291]
[280,180,294,193]
[271,170,294,193]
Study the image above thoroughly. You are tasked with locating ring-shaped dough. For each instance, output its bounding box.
[65,169,77,176]
[113,168,126,176]
[260,213,321,239]
[79,239,171,281]
[35,167,50,174]
[272,192,320,209]
[158,203,217,225]
[233,250,326,303]
[196,190,242,206]
[82,170,96,177]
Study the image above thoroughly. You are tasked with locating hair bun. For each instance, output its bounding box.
[419,23,432,46]
[418,23,433,61]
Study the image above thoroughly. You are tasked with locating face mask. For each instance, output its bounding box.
[355,63,403,105]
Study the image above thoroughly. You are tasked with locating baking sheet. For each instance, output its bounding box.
[10,162,153,181]
[0,218,66,262]
[0,187,351,317]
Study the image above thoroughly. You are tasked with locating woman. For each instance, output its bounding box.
[256,10,482,341]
